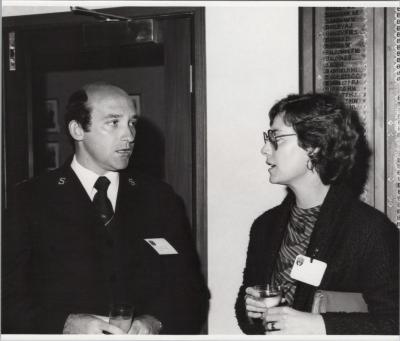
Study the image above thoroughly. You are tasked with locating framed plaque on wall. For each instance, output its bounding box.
[386,8,400,228]
[300,7,400,227]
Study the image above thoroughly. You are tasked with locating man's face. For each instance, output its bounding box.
[76,89,137,174]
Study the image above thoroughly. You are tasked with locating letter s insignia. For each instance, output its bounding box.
[58,177,66,185]
[128,178,136,186]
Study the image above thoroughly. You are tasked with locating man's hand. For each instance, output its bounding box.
[263,306,326,334]
[128,315,163,334]
[63,314,125,334]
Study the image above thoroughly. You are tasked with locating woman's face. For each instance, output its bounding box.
[261,113,311,188]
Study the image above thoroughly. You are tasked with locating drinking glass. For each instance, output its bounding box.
[109,303,134,333]
[252,284,282,308]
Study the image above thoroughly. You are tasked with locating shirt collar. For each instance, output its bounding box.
[70,155,119,198]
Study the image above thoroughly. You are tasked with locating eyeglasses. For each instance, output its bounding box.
[263,130,297,150]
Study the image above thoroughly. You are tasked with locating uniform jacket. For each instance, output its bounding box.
[235,184,399,335]
[2,161,209,334]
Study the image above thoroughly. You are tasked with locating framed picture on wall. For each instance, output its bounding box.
[45,99,59,132]
[129,94,141,116]
[45,142,59,170]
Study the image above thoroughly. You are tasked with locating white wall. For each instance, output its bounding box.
[206,6,298,333]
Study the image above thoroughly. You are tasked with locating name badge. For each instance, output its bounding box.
[290,255,327,287]
[145,238,178,255]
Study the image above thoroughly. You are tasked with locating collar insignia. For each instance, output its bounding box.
[128,178,136,186]
[58,177,67,185]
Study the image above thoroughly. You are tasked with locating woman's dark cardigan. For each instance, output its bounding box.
[235,184,399,335]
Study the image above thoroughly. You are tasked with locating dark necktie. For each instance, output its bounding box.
[93,176,114,225]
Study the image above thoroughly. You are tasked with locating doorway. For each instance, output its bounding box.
[2,7,207,277]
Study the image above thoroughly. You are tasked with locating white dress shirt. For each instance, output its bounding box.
[70,156,119,210]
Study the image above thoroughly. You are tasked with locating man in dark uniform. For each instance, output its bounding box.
[2,83,209,334]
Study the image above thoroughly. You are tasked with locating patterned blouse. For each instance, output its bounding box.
[271,204,321,305]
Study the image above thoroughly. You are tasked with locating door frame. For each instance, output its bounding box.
[2,6,208,281]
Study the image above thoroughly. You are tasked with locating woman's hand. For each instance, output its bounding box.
[244,286,268,319]
[263,306,326,334]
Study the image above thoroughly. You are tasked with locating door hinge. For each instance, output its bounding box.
[9,32,16,71]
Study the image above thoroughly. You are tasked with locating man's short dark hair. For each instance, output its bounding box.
[64,88,92,143]
[268,93,370,192]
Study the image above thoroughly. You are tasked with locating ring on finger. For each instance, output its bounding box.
[265,320,279,331]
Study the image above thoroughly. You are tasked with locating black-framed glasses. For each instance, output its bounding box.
[263,130,297,150]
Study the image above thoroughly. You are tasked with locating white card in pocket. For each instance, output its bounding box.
[145,238,178,255]
[290,255,327,287]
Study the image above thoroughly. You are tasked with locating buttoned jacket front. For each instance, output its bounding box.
[3,161,209,334]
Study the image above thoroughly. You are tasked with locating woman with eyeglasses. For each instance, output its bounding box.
[235,93,398,335]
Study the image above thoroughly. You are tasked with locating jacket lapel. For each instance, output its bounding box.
[293,184,355,310]
[264,192,294,282]
[112,171,143,236]
[48,161,105,235]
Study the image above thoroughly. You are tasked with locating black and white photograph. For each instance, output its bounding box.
[1,1,399,340]
[44,99,59,132]
[44,142,59,170]
[129,94,141,117]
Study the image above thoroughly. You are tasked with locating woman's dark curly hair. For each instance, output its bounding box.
[269,93,370,194]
